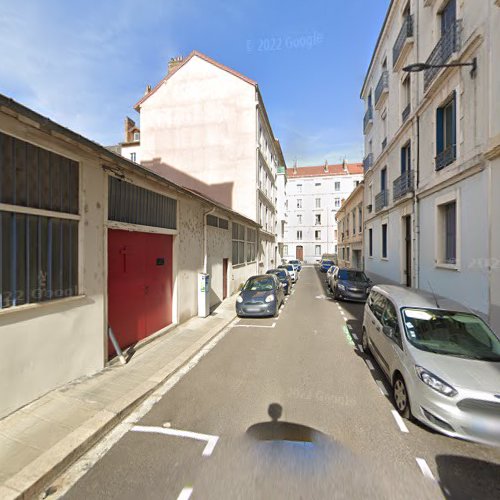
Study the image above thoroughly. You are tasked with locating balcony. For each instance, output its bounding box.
[424,20,462,90]
[375,190,389,212]
[374,71,389,109]
[393,15,414,70]
[381,137,387,151]
[363,153,373,172]
[436,144,457,170]
[402,104,411,123]
[363,106,373,133]
[393,170,415,201]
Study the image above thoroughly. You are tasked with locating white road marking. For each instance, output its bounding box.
[346,324,353,330]
[47,319,239,497]
[177,487,194,500]
[351,333,358,341]
[233,322,276,329]
[358,345,364,353]
[391,410,410,433]
[416,458,436,481]
[131,425,219,456]
[365,359,375,371]
[376,380,389,396]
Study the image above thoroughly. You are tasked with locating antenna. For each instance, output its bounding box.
[427,280,440,309]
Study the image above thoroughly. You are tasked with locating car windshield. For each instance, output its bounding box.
[338,270,368,282]
[267,270,287,280]
[289,260,298,264]
[243,276,276,291]
[402,308,500,361]
[322,260,333,266]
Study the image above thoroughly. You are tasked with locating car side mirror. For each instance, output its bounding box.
[382,325,394,339]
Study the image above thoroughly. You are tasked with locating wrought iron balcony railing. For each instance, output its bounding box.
[424,20,462,90]
[393,170,415,201]
[402,104,411,123]
[363,106,373,133]
[363,153,373,172]
[374,71,389,107]
[436,144,456,170]
[393,15,414,67]
[375,190,389,212]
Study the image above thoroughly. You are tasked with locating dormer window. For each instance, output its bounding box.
[133,132,140,142]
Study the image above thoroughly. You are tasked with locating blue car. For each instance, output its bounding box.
[288,259,302,272]
[320,259,335,272]
[236,274,285,317]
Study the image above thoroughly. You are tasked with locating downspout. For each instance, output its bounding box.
[203,206,216,274]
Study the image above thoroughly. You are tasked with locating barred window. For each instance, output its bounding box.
[232,222,246,265]
[246,228,257,263]
[0,132,79,309]
[207,214,228,230]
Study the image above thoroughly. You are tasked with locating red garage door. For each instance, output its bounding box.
[108,229,173,358]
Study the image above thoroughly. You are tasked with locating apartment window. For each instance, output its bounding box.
[283,245,288,256]
[382,224,388,258]
[402,75,411,121]
[354,180,360,187]
[297,230,302,241]
[438,201,457,265]
[315,198,321,209]
[334,198,341,208]
[369,228,373,257]
[297,199,302,209]
[0,132,80,309]
[297,184,303,193]
[334,244,338,254]
[334,229,338,240]
[315,230,321,240]
[133,132,140,141]
[401,142,411,173]
[246,228,257,262]
[130,152,137,162]
[346,247,350,262]
[381,167,387,192]
[232,223,246,265]
[297,214,302,224]
[315,245,321,256]
[315,182,321,187]
[358,207,362,233]
[352,210,356,235]
[382,111,387,148]
[315,214,321,225]
[342,247,345,260]
[436,92,456,170]
[335,181,341,191]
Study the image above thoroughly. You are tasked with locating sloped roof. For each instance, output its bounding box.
[134,50,257,111]
[287,163,363,178]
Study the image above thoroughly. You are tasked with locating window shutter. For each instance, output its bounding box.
[451,90,457,148]
[436,107,444,155]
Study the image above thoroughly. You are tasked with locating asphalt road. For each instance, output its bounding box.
[60,266,500,500]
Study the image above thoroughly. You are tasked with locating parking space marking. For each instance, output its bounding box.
[376,380,389,396]
[357,345,364,353]
[391,410,409,433]
[131,425,219,457]
[416,458,436,481]
[177,487,194,500]
[351,333,358,341]
[233,322,276,329]
[342,325,355,346]
[365,359,375,371]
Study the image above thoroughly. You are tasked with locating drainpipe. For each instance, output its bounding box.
[203,206,216,274]
[414,115,420,289]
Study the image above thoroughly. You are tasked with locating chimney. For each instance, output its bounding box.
[293,159,298,174]
[144,84,151,96]
[342,158,348,172]
[323,160,329,173]
[168,56,184,74]
[124,117,135,142]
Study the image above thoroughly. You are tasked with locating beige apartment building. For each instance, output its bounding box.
[336,182,364,269]
[121,51,286,271]
[361,0,500,331]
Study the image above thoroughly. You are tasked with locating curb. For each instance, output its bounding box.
[3,312,237,500]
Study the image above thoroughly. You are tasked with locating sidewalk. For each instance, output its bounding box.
[0,296,237,500]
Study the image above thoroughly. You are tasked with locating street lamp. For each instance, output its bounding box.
[403,57,477,78]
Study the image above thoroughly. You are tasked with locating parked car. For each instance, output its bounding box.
[278,264,298,283]
[288,259,302,272]
[330,268,372,301]
[236,274,285,318]
[362,285,500,446]
[319,259,335,272]
[266,268,292,295]
[325,265,337,284]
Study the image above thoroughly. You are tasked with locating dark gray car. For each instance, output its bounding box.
[236,274,285,317]
[331,268,372,302]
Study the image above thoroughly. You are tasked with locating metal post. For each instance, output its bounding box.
[108,327,127,365]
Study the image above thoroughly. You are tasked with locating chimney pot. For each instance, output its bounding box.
[168,56,184,74]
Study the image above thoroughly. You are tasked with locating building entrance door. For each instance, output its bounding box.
[404,216,412,287]
[108,230,173,358]
[296,245,304,260]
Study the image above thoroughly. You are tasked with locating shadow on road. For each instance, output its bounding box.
[436,455,500,500]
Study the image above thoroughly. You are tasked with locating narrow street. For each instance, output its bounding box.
[59,266,500,499]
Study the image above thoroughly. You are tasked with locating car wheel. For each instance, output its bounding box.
[361,328,371,354]
[393,375,412,420]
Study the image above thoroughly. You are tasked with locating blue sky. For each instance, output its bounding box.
[0,0,389,166]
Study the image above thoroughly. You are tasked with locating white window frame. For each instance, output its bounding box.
[434,189,461,270]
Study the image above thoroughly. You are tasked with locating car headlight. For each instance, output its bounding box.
[236,295,243,303]
[265,294,275,303]
[415,366,457,397]
[338,284,346,291]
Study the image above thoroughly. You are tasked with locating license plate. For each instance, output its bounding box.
[246,307,261,312]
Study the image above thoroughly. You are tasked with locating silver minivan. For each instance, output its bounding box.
[362,285,500,446]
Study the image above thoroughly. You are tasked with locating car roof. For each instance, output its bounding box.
[372,284,471,313]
